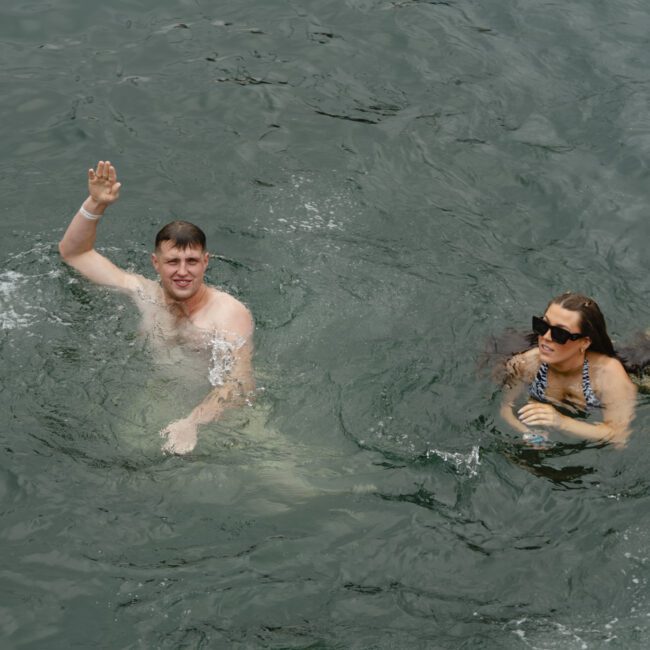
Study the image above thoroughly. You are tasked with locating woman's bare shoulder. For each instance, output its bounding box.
[589,352,634,386]
[589,351,624,372]
[506,348,539,381]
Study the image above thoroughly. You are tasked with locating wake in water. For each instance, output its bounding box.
[1,242,69,332]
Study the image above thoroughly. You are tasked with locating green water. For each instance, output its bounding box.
[2,1,650,648]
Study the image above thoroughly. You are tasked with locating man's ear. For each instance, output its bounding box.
[151,252,160,274]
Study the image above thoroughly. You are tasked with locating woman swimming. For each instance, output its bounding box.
[500,292,637,446]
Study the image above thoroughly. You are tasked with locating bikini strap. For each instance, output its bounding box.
[582,357,601,408]
[529,362,549,402]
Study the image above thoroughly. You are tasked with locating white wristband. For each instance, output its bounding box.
[79,205,103,221]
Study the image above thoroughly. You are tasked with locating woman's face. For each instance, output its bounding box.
[538,303,589,365]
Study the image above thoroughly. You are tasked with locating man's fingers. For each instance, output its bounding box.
[90,161,119,188]
[161,440,191,455]
[174,444,191,455]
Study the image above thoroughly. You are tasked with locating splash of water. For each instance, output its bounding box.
[1,271,34,330]
[254,173,349,236]
[425,445,481,477]
[208,333,244,387]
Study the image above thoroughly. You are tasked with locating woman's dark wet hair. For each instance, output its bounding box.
[480,292,649,382]
[548,292,615,357]
[155,221,206,252]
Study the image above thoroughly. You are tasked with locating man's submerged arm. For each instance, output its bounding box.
[59,161,141,293]
[189,341,255,424]
[161,334,255,455]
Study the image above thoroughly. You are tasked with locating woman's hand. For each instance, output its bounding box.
[88,160,121,206]
[518,402,564,428]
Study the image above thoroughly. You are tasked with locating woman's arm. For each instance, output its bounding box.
[500,354,538,435]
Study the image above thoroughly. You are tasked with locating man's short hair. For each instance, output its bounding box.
[155,221,206,251]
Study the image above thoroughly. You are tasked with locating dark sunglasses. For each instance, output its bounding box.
[532,315,584,345]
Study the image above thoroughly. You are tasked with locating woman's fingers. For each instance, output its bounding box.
[518,403,553,426]
[520,415,549,426]
[518,403,551,416]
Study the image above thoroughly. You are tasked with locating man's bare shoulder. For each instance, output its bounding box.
[203,287,254,340]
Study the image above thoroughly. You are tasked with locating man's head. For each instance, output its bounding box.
[152,221,209,303]
[154,221,206,252]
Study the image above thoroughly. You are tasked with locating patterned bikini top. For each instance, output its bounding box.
[529,358,601,409]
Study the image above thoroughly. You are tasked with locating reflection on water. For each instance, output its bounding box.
[502,441,601,486]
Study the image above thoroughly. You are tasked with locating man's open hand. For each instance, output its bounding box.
[161,418,198,455]
[88,160,121,206]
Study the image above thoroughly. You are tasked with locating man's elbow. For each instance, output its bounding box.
[58,240,84,266]
[58,240,73,263]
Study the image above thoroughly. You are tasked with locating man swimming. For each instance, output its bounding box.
[59,160,254,455]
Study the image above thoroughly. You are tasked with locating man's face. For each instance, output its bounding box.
[151,241,209,302]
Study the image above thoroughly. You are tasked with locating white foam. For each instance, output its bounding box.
[207,333,245,387]
[255,173,350,237]
[0,271,32,330]
[426,444,481,477]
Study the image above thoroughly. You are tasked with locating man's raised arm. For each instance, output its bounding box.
[59,161,140,293]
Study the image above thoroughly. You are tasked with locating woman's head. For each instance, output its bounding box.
[540,292,615,359]
[480,291,620,382]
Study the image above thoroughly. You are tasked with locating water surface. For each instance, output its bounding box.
[2,0,650,648]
